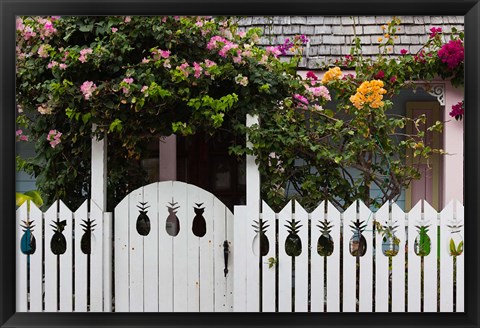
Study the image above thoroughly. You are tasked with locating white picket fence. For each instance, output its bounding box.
[16,194,464,313]
[233,199,464,312]
[16,200,112,312]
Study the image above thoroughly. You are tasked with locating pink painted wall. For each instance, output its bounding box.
[443,83,464,204]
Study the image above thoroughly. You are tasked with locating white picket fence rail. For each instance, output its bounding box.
[233,199,464,312]
[16,196,464,313]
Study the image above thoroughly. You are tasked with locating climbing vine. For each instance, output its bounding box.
[15,16,463,211]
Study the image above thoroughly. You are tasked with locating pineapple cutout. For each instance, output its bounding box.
[317,219,334,256]
[80,217,97,255]
[447,219,464,256]
[136,202,151,236]
[165,200,180,237]
[252,219,270,256]
[192,203,206,237]
[284,219,302,257]
[380,220,400,257]
[20,219,36,255]
[50,219,67,255]
[349,219,367,257]
[414,224,431,256]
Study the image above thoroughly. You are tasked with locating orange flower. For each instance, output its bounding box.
[349,80,387,110]
[321,66,343,84]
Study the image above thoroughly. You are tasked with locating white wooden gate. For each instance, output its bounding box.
[114,181,234,312]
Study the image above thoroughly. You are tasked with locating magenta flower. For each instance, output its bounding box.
[390,76,397,83]
[429,27,442,38]
[449,101,464,120]
[293,94,309,107]
[438,39,464,69]
[400,49,408,55]
[374,70,385,79]
[306,71,318,81]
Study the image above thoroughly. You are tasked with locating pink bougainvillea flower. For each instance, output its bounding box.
[16,129,23,137]
[390,76,397,83]
[47,61,58,69]
[193,62,203,78]
[293,94,309,106]
[59,63,68,70]
[80,81,97,100]
[37,45,49,58]
[47,130,62,148]
[141,86,148,93]
[124,16,131,23]
[79,48,93,63]
[266,46,281,58]
[123,77,134,84]
[111,27,118,33]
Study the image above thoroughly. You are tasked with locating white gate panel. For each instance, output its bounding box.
[326,202,341,312]
[143,183,159,312]
[358,201,373,312]
[391,203,406,312]
[423,201,438,312]
[114,195,130,312]
[44,201,58,312]
[342,201,357,312]
[90,201,104,312]
[407,201,422,312]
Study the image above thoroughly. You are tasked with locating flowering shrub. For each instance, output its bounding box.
[15,16,463,211]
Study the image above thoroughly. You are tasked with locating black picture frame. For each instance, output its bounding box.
[1,1,479,327]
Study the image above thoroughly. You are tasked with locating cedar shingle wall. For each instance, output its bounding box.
[236,16,464,69]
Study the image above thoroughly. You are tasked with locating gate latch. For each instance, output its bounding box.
[223,240,229,277]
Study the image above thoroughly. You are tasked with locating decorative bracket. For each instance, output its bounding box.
[414,83,445,106]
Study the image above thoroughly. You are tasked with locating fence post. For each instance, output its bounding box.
[245,114,261,311]
[91,125,107,212]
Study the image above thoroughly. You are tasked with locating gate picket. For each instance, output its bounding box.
[439,201,454,311]
[129,187,144,312]
[114,194,130,311]
[90,201,104,312]
[358,201,373,312]
[143,183,159,312]
[455,201,464,312]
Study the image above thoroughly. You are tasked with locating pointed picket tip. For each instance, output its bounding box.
[326,200,341,216]
[75,199,89,214]
[44,200,59,215]
[58,199,74,213]
[375,201,390,224]
[422,199,438,214]
[90,198,103,213]
[344,199,358,214]
[16,201,28,213]
[261,201,275,216]
[278,200,293,214]
[293,200,308,215]
[390,201,405,215]
[311,201,326,217]
[357,199,369,212]
[409,199,422,214]
[440,200,454,215]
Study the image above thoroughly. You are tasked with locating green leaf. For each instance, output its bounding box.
[23,190,43,207]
